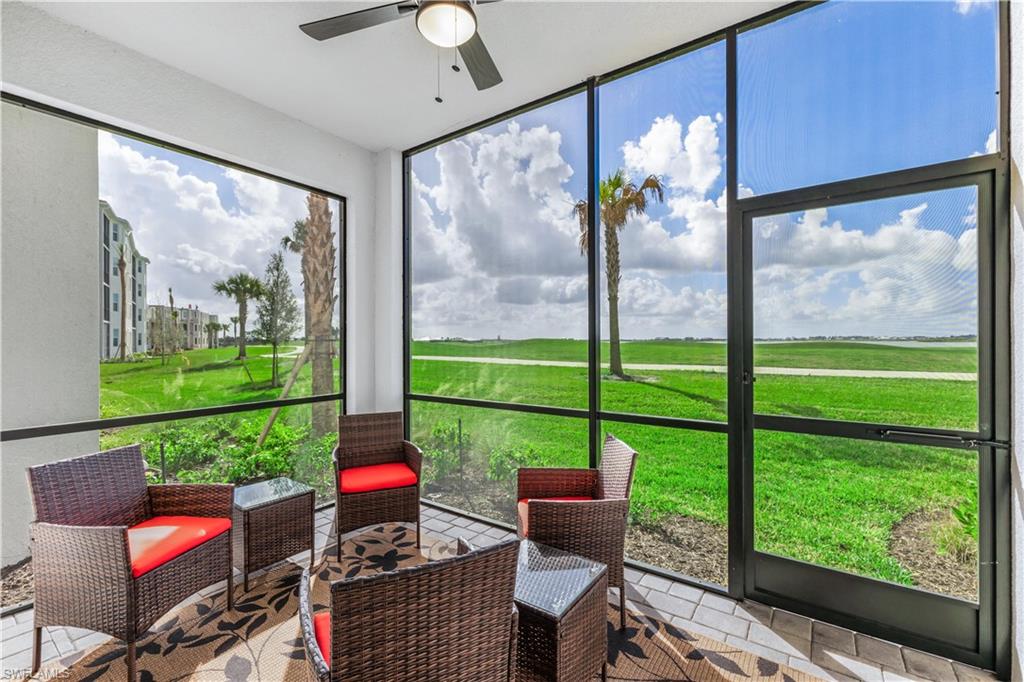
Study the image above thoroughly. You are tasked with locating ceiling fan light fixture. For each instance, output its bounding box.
[416,0,476,48]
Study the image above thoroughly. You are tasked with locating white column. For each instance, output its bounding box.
[1,103,100,564]
[373,149,404,412]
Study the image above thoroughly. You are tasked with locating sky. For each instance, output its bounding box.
[98,133,342,329]
[410,0,997,342]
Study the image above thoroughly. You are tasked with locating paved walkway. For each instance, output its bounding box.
[414,356,976,381]
[1,505,994,681]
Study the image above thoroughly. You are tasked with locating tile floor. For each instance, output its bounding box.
[0,505,998,682]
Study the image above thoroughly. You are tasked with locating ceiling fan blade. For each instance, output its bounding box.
[458,32,503,90]
[300,2,417,41]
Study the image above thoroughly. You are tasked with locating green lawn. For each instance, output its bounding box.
[99,345,340,418]
[408,339,978,593]
[96,339,979,595]
[412,338,978,373]
[410,357,978,431]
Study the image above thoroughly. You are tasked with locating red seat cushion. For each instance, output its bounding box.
[339,462,418,494]
[127,515,231,578]
[517,496,592,537]
[313,612,331,666]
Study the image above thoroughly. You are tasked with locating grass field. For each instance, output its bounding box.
[409,338,979,597]
[97,338,979,598]
[411,338,978,372]
[99,344,339,418]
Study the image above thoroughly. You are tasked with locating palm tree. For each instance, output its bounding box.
[302,194,338,437]
[212,273,265,359]
[220,322,230,346]
[204,321,220,349]
[230,316,239,341]
[574,170,664,379]
[117,243,129,360]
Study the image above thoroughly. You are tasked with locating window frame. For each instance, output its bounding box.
[401,1,1010,674]
[0,93,349,441]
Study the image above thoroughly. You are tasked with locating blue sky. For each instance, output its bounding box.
[411,1,994,341]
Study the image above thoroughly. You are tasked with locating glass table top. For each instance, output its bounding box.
[234,477,313,510]
[514,540,607,620]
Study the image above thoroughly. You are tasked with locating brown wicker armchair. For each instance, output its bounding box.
[27,445,234,680]
[334,412,421,549]
[516,434,638,629]
[298,539,519,681]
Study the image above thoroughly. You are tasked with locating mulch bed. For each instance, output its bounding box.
[889,509,978,601]
[1,558,33,609]
[626,516,729,587]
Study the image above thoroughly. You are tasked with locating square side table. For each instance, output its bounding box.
[514,540,608,682]
[233,477,315,591]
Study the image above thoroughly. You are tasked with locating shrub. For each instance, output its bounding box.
[934,499,978,565]
[292,432,338,501]
[421,420,467,486]
[141,413,309,486]
[486,442,541,484]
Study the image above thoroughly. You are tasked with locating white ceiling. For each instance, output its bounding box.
[33,1,781,152]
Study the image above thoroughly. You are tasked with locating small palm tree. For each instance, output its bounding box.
[574,170,665,379]
[204,321,220,349]
[212,273,265,359]
[230,316,239,341]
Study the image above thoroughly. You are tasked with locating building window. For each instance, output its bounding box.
[103,215,110,245]
[112,293,119,312]
[113,224,119,241]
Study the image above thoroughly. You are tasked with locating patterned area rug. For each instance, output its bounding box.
[36,525,815,681]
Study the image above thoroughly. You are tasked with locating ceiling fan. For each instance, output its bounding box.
[300,1,503,91]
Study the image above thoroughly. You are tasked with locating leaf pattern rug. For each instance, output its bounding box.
[34,524,817,681]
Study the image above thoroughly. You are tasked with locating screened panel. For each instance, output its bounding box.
[408,93,589,409]
[601,421,728,587]
[597,41,728,422]
[753,430,978,602]
[409,403,588,524]
[99,402,341,503]
[751,186,980,431]
[738,0,999,195]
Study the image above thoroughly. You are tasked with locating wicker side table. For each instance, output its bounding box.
[233,477,315,591]
[514,540,608,682]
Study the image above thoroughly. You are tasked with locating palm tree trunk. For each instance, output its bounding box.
[305,194,338,438]
[238,299,248,359]
[604,222,626,378]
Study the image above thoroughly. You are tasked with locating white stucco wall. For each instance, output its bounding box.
[1,102,101,564]
[1,1,379,413]
[1011,3,1023,679]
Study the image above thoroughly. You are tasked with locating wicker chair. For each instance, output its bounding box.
[298,539,519,681]
[334,412,421,549]
[516,433,638,629]
[27,445,234,680]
